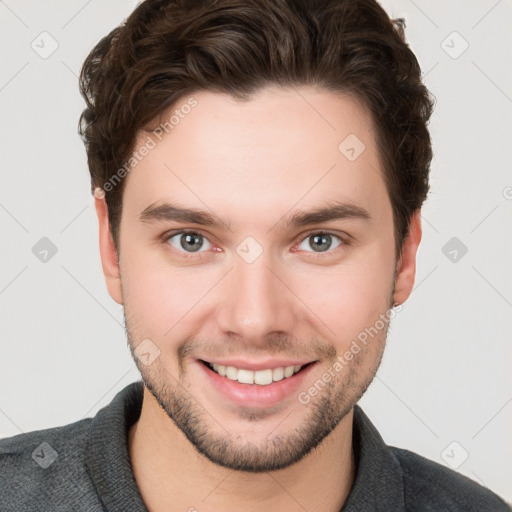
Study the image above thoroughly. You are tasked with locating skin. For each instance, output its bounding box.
[94,86,422,512]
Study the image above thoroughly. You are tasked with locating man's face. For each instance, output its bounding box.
[109,87,404,472]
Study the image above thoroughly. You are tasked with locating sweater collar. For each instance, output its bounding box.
[341,405,406,511]
[86,381,406,511]
[85,380,147,511]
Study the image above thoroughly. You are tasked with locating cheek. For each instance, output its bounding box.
[120,245,219,339]
[291,253,394,348]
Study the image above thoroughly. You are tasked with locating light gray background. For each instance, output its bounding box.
[1,0,511,502]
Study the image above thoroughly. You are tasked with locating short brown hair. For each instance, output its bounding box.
[79,0,434,259]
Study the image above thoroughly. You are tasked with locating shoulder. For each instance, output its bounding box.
[391,447,511,511]
[0,418,102,511]
[0,416,91,468]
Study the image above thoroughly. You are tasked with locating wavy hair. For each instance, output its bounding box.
[79,0,435,258]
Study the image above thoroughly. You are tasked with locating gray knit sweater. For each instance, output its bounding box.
[0,381,510,511]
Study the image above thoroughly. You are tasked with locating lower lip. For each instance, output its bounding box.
[197,360,317,408]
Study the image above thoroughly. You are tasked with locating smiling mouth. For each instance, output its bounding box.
[200,360,315,386]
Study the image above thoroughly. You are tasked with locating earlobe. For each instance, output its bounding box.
[94,187,123,305]
[393,210,422,307]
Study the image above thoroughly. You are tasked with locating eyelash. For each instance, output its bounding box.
[161,229,349,259]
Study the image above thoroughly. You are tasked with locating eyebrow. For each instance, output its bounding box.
[139,200,371,231]
[284,201,371,228]
[139,203,233,230]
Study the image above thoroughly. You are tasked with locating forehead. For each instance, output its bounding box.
[122,86,390,232]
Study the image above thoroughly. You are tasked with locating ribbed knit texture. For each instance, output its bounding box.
[1,380,509,511]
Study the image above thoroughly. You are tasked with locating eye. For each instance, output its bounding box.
[297,232,343,253]
[166,230,213,254]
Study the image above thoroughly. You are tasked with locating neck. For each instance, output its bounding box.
[129,387,355,512]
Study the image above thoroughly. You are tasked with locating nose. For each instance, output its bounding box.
[216,251,297,344]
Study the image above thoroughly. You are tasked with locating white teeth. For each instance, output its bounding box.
[283,366,294,378]
[225,366,238,380]
[237,369,254,384]
[272,367,284,381]
[254,369,273,385]
[209,363,304,386]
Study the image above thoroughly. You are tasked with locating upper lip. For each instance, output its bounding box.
[199,358,317,371]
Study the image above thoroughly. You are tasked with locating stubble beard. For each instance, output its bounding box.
[124,302,392,473]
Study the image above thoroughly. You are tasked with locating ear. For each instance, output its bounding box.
[93,188,123,305]
[393,209,422,306]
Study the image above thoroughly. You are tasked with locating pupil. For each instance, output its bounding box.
[181,233,202,252]
[311,234,331,252]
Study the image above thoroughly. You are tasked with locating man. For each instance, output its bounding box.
[1,0,509,510]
